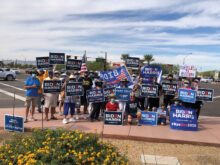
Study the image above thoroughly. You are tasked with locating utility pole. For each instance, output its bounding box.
[104,52,107,71]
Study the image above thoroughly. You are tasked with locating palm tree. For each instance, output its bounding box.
[121,54,130,62]
[143,54,154,65]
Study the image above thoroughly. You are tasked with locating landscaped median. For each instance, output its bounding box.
[0,128,128,165]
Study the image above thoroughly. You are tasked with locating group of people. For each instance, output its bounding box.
[24,69,203,126]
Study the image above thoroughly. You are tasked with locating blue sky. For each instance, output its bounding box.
[1,0,220,71]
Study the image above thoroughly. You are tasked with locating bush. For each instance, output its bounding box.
[0,128,128,165]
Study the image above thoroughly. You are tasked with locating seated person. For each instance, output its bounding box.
[106,94,119,111]
[156,104,168,125]
[125,93,142,126]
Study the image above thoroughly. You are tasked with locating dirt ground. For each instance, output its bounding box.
[1,130,220,165]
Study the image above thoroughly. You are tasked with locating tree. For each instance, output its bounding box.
[120,54,130,62]
[143,54,154,65]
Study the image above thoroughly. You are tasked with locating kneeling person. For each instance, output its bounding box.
[125,93,142,126]
[106,94,119,111]
[157,104,168,126]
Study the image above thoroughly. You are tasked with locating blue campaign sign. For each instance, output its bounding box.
[126,57,140,68]
[139,112,157,126]
[66,82,83,96]
[141,85,158,97]
[49,52,65,64]
[104,111,123,125]
[140,65,162,84]
[5,114,24,132]
[196,88,214,102]
[86,89,104,103]
[104,87,115,101]
[156,108,168,117]
[162,83,178,95]
[99,66,133,88]
[178,88,196,103]
[170,105,198,131]
[115,88,132,101]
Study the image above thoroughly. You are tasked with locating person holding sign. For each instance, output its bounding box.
[156,104,168,125]
[24,70,41,123]
[89,80,104,122]
[193,78,203,119]
[125,93,142,126]
[106,94,119,111]
[148,77,162,111]
[119,78,130,112]
[78,71,93,120]
[62,75,77,124]
[163,74,175,108]
[42,70,58,121]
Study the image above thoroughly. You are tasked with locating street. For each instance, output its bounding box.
[0,73,220,117]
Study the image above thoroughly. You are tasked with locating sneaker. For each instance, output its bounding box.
[63,118,68,124]
[95,118,101,121]
[83,114,87,120]
[30,117,37,121]
[137,121,141,126]
[75,115,79,120]
[24,119,28,123]
[69,118,76,123]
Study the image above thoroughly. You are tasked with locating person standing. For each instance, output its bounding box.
[36,69,48,113]
[119,78,129,112]
[42,70,58,121]
[148,77,162,111]
[132,83,145,110]
[89,80,103,122]
[78,71,93,120]
[163,74,175,108]
[24,70,41,123]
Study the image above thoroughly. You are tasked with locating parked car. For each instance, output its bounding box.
[215,78,220,82]
[10,68,20,74]
[25,68,34,74]
[200,77,213,83]
[0,68,16,81]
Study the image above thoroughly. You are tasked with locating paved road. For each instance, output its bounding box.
[0,73,220,117]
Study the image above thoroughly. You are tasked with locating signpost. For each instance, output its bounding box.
[66,59,82,71]
[49,52,65,65]
[125,57,140,68]
[104,111,123,125]
[141,85,158,97]
[43,80,62,93]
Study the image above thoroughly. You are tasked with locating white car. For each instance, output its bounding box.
[10,68,20,74]
[200,77,213,83]
[0,68,16,80]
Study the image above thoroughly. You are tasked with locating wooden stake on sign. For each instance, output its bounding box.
[41,104,44,130]
[101,115,105,142]
[12,91,16,132]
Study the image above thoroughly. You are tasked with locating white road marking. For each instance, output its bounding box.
[213,96,220,99]
[0,82,26,91]
[0,89,25,101]
[15,79,26,83]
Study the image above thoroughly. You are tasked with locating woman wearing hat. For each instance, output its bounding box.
[106,94,119,111]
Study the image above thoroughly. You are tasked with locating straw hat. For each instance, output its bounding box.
[69,75,75,79]
[183,79,189,84]
[120,78,129,82]
[108,93,117,99]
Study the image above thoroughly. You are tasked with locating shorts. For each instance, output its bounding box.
[63,103,75,116]
[127,110,142,118]
[80,95,87,105]
[44,93,58,108]
[25,96,38,107]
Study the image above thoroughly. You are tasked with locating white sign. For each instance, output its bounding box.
[179,65,196,78]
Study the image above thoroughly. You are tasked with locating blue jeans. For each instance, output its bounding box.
[63,103,75,116]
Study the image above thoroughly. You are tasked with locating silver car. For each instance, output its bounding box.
[0,68,16,80]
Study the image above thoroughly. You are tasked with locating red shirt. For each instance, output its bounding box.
[106,102,119,111]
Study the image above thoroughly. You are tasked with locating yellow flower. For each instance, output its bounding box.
[79,134,83,139]
[126,144,130,148]
[75,137,78,141]
[66,153,69,156]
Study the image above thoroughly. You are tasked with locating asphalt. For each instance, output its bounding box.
[0,73,220,117]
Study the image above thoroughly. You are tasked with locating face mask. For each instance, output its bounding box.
[184,84,189,87]
[49,73,53,78]
[70,79,75,82]
[32,74,36,78]
[132,77,136,81]
[74,75,79,78]
[111,98,115,103]
[174,101,179,105]
[130,96,135,100]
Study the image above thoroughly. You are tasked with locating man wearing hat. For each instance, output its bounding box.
[78,71,93,119]
[42,70,58,121]
[106,94,119,111]
[89,79,104,122]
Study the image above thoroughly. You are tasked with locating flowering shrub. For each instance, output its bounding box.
[0,128,128,165]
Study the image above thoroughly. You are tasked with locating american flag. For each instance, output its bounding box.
[79,53,87,73]
[107,68,127,85]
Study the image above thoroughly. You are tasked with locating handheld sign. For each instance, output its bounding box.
[141,85,158,97]
[36,57,52,69]
[126,57,140,68]
[140,65,162,84]
[66,59,82,71]
[139,112,157,126]
[104,111,123,125]
[49,52,65,64]
[66,82,83,96]
[157,108,168,117]
[196,88,214,102]
[5,114,24,132]
[86,89,104,103]
[179,65,196,78]
[43,80,62,93]
[178,88,196,103]
[104,87,115,101]
[162,83,177,95]
[115,88,132,101]
[170,105,198,131]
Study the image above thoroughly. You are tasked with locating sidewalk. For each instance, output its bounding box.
[1,107,220,147]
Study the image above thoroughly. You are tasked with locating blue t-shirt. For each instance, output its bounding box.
[24,76,41,97]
